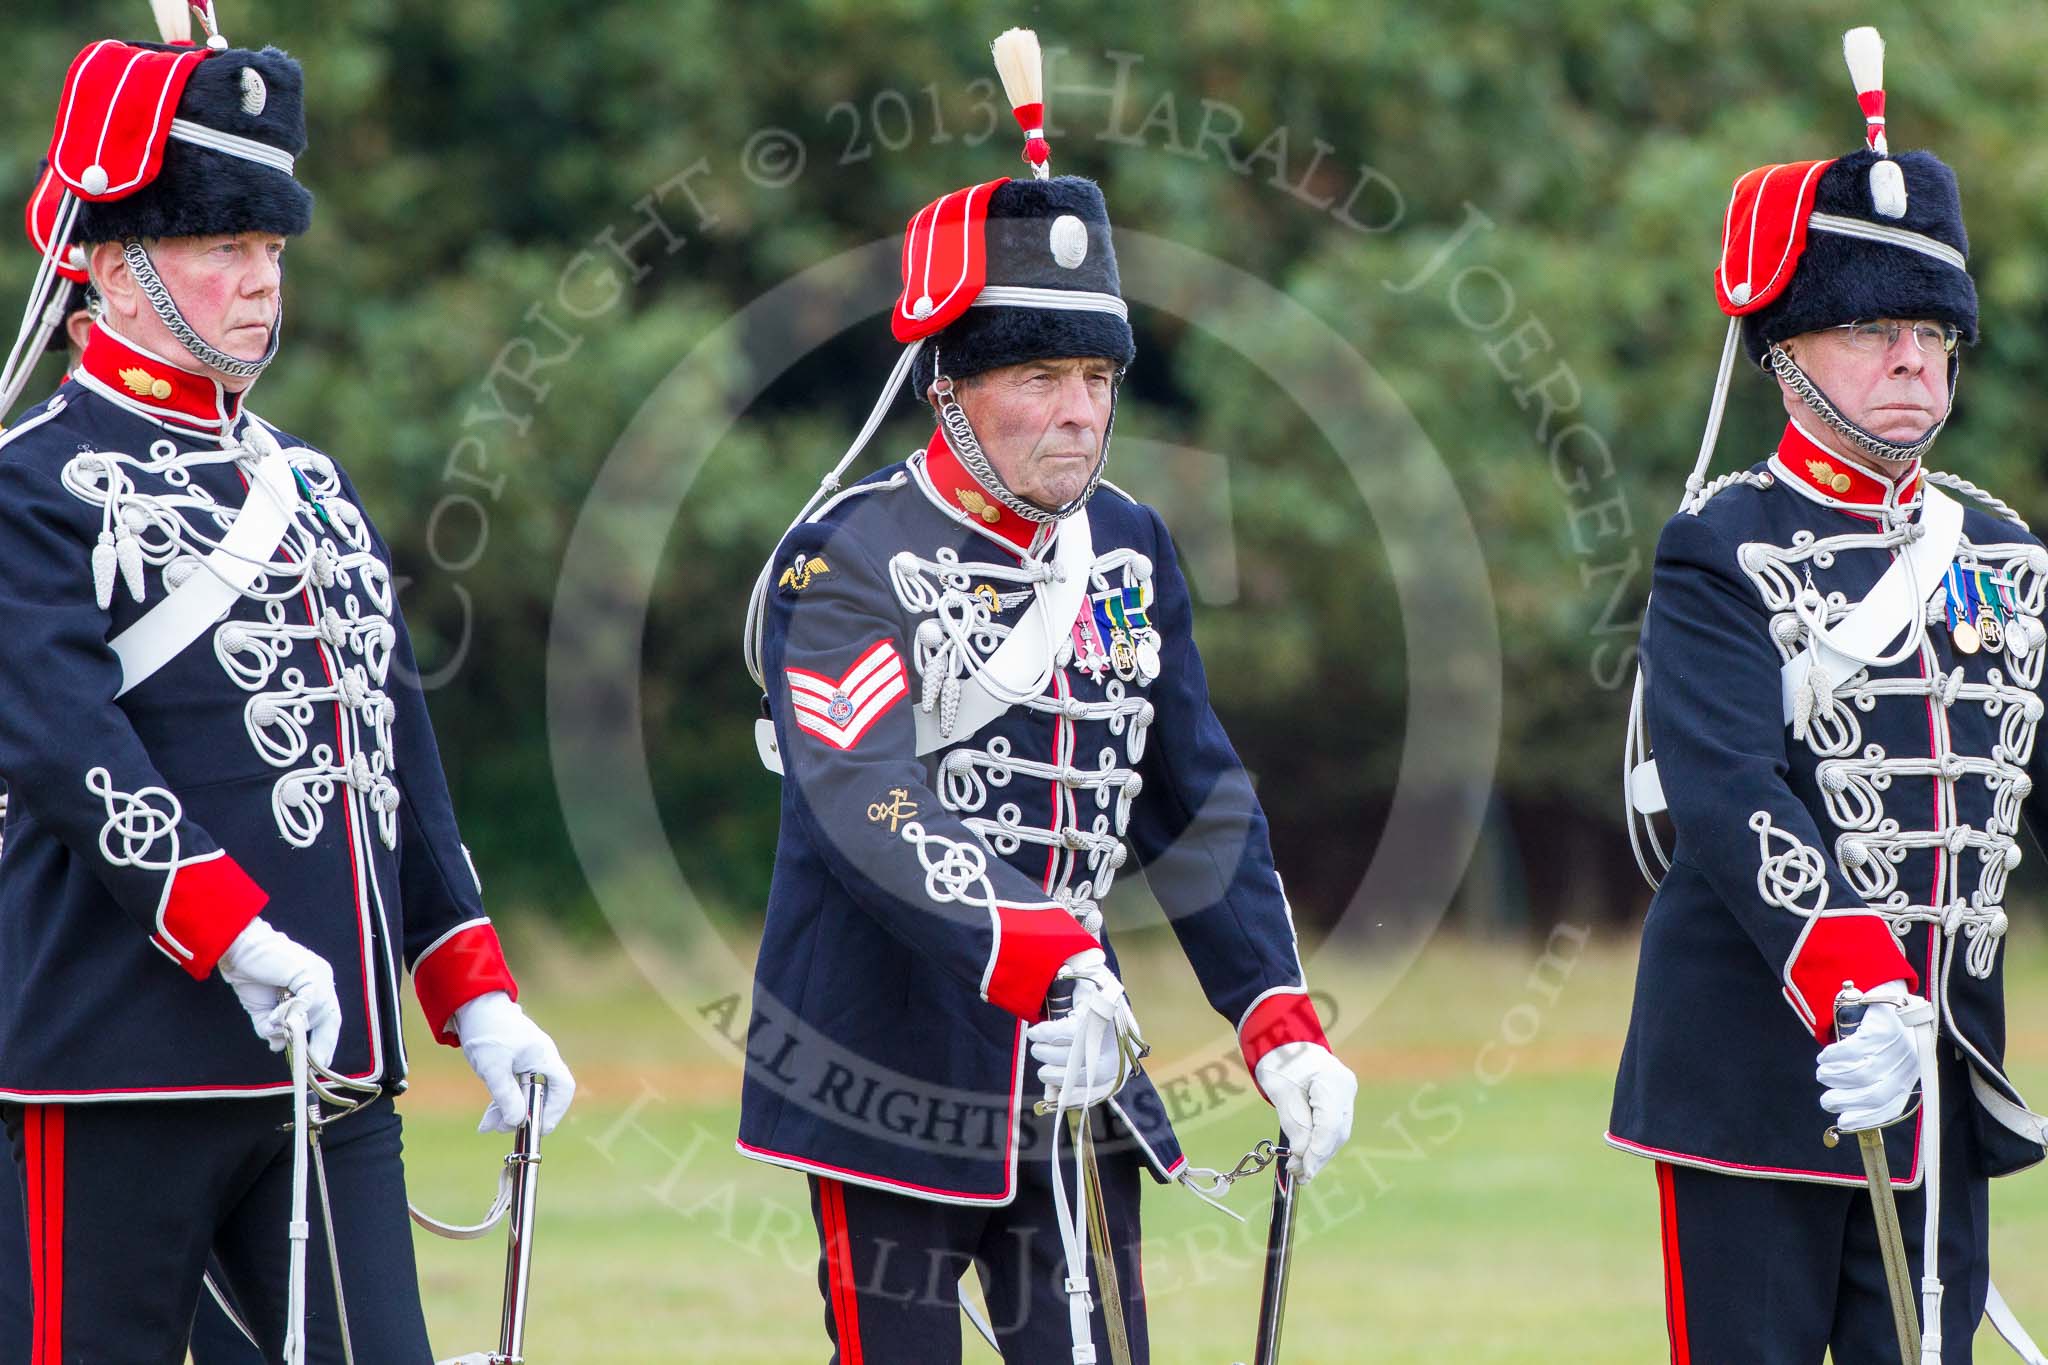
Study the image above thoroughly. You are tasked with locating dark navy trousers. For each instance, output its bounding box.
[3,1143,263,1363]
[809,1107,1150,1364]
[2,1094,432,1364]
[1655,1056,1991,1365]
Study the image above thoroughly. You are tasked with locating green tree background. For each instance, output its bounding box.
[6,1,2044,938]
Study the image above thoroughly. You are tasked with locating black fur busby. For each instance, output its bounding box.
[910,175,1135,397]
[76,46,312,245]
[1743,148,1976,365]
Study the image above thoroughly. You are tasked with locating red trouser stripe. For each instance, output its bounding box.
[1656,1162,1690,1365]
[27,1106,64,1365]
[819,1178,864,1364]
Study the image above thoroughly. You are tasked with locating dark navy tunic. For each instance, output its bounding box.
[0,324,517,1101]
[739,429,1329,1203]
[1612,420,2048,1186]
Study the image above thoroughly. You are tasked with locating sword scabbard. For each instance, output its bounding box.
[1249,1132,1300,1365]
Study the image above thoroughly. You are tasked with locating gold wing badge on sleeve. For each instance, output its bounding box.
[777,555,831,592]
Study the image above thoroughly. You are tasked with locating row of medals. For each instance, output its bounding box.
[1074,616,1163,684]
[1948,571,2019,656]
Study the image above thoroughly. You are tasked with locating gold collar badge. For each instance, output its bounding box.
[954,487,1002,524]
[1805,459,1853,496]
[119,367,174,402]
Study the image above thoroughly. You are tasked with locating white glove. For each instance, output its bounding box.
[1256,1041,1358,1180]
[1816,979,1924,1132]
[217,918,342,1069]
[452,991,577,1136]
[1025,949,1145,1111]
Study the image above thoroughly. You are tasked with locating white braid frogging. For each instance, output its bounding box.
[890,541,1156,921]
[63,427,403,851]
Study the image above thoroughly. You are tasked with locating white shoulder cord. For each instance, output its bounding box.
[0,192,80,422]
[1625,317,1741,888]
[743,340,922,688]
[1925,469,2029,531]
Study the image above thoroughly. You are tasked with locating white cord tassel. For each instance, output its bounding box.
[1808,657,1833,728]
[991,28,1052,178]
[1843,27,1908,218]
[115,519,146,602]
[91,533,117,610]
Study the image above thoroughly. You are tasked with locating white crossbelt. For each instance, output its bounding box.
[108,431,298,698]
[912,506,1093,756]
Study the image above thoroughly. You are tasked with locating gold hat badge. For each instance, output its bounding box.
[955,487,1002,524]
[119,367,174,402]
[1806,459,1853,495]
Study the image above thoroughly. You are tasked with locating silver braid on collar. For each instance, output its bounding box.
[121,238,281,380]
[1767,341,1955,465]
[929,344,1118,524]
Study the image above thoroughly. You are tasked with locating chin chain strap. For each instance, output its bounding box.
[1767,341,1955,466]
[121,237,282,381]
[929,343,1119,523]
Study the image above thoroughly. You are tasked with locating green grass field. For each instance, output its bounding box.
[390,927,2048,1363]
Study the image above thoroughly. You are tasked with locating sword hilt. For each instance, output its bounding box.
[1824,984,1871,1148]
[1033,980,1080,1117]
[1835,993,1872,1041]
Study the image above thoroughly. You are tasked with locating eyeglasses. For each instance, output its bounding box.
[1828,320,1961,356]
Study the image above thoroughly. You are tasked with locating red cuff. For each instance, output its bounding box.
[1786,913,1918,1044]
[1239,990,1330,1084]
[982,905,1100,1021]
[156,853,269,980]
[413,921,519,1045]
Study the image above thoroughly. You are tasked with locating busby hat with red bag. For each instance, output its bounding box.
[898,171,1135,399]
[2,1,311,415]
[1685,25,1973,483]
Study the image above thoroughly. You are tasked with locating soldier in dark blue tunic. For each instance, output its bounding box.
[0,12,575,1361]
[0,166,266,1365]
[1612,27,2048,1365]
[737,30,1358,1365]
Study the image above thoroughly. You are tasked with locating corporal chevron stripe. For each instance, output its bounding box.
[786,640,908,751]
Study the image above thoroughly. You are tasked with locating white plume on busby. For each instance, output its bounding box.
[148,0,192,44]
[990,28,1051,179]
[1843,26,1907,218]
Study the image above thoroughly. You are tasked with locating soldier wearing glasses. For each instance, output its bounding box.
[1612,28,2048,1364]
